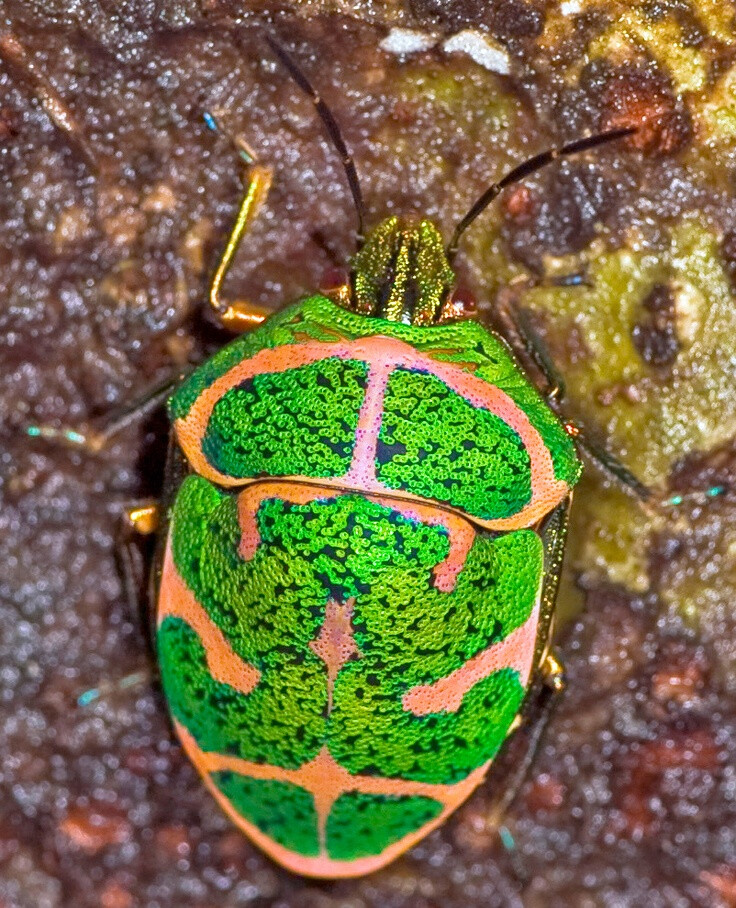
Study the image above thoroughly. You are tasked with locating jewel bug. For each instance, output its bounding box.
[27,39,706,879]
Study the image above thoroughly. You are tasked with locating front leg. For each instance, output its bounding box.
[203,113,273,333]
[495,291,683,508]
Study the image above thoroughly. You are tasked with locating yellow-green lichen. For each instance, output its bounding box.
[393,66,516,125]
[589,7,709,94]
[696,63,736,146]
[686,0,736,44]
[543,0,736,124]
[523,221,736,593]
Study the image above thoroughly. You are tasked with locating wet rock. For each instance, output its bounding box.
[59,804,132,854]
[410,0,544,39]
[722,229,736,294]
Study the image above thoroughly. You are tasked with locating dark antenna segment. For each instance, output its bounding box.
[446,126,637,261]
[266,36,366,243]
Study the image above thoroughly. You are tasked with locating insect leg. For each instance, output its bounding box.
[479,498,569,878]
[489,656,566,819]
[483,651,567,888]
[24,375,179,453]
[495,292,567,403]
[116,501,160,642]
[78,500,159,708]
[564,423,654,504]
[204,113,273,333]
[0,31,98,172]
[571,435,726,508]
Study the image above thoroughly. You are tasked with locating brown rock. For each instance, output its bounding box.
[600,67,692,156]
[60,804,132,855]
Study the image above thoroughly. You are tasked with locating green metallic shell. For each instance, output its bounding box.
[203,357,368,480]
[159,295,582,874]
[161,477,540,775]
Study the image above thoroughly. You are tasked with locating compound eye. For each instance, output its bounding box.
[319,267,352,307]
[439,286,478,323]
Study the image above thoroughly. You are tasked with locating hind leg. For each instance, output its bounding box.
[77,500,160,708]
[485,649,566,826]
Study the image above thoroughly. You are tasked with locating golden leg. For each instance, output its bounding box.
[124,502,160,536]
[209,163,274,333]
[541,650,566,693]
[25,377,176,453]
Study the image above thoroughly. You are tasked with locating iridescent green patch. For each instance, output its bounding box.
[210,772,319,856]
[330,666,525,784]
[162,475,327,768]
[201,358,367,480]
[158,615,325,768]
[326,792,443,860]
[168,300,335,421]
[377,367,532,520]
[169,476,327,671]
[255,494,449,602]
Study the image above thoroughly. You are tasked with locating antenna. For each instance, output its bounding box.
[446,126,637,260]
[266,36,366,243]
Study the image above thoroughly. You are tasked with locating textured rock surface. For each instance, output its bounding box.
[1,2,735,905]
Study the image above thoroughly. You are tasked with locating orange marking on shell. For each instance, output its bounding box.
[174,336,569,530]
[402,605,540,716]
[236,481,475,593]
[343,356,393,488]
[309,598,360,715]
[158,541,261,696]
[373,494,476,592]
[175,723,490,878]
[236,481,327,561]
[424,356,568,530]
